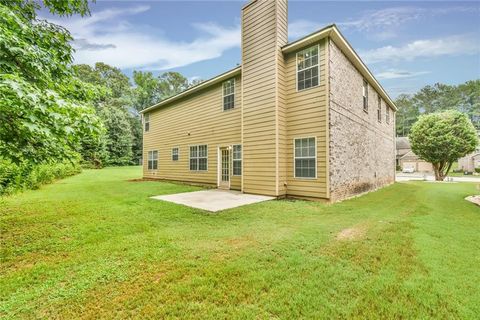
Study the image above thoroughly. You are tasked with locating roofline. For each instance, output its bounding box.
[141,25,397,114]
[282,24,397,111]
[140,66,241,114]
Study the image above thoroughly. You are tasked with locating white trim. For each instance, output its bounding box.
[171,146,179,161]
[296,44,320,92]
[217,145,231,189]
[293,136,317,179]
[222,78,235,111]
[147,150,158,171]
[188,144,208,172]
[143,113,150,132]
[232,144,242,176]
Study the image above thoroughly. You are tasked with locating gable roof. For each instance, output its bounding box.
[141,25,397,114]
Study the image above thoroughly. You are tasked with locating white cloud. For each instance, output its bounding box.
[360,34,480,64]
[288,20,323,39]
[289,5,479,41]
[376,69,430,80]
[47,5,241,70]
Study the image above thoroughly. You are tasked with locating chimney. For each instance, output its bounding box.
[241,0,288,196]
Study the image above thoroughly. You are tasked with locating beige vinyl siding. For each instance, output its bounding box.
[241,0,287,196]
[284,38,328,199]
[142,75,242,190]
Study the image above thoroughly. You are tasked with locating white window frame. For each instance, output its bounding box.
[363,79,368,113]
[144,113,150,132]
[377,95,382,123]
[232,144,242,176]
[147,150,158,170]
[293,137,317,179]
[296,44,320,92]
[222,78,235,111]
[189,144,208,171]
[171,147,179,161]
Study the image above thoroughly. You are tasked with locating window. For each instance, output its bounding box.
[363,80,368,112]
[148,150,158,170]
[297,45,319,91]
[190,145,207,171]
[172,147,179,161]
[223,79,235,110]
[144,113,150,132]
[377,95,382,122]
[232,145,242,176]
[386,105,390,124]
[294,137,316,178]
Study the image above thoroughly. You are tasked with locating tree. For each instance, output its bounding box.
[0,1,101,164]
[409,110,478,181]
[99,106,133,166]
[158,72,189,99]
[395,80,480,136]
[132,71,160,111]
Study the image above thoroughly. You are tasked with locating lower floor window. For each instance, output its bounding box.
[148,150,158,170]
[172,147,179,161]
[190,145,207,171]
[294,137,316,178]
[232,144,242,176]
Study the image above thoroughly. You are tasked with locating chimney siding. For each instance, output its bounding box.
[241,0,288,196]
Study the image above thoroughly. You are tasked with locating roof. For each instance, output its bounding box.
[141,24,397,114]
[400,151,422,161]
[140,66,241,114]
[396,137,411,150]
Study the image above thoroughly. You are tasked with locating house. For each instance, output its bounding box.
[396,137,432,172]
[140,0,397,202]
[458,151,480,173]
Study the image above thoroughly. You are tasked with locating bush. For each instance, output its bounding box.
[475,168,480,173]
[0,159,81,196]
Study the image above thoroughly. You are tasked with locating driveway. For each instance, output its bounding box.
[151,189,275,212]
[396,173,480,183]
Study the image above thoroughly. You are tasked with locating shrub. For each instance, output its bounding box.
[0,159,81,196]
[475,168,480,173]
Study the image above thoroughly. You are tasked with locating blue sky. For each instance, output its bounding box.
[46,0,480,98]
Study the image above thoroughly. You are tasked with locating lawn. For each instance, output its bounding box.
[1,167,479,319]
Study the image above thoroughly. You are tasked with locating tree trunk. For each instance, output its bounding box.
[432,163,444,181]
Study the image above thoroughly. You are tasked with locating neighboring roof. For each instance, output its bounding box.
[400,151,422,161]
[140,66,241,114]
[141,24,397,114]
[396,137,411,150]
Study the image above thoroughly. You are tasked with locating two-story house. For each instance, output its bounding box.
[140,0,397,202]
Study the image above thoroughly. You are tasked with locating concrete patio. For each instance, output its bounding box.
[150,189,275,212]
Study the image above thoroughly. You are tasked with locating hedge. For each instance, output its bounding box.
[0,159,81,196]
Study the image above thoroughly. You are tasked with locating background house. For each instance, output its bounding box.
[396,137,432,172]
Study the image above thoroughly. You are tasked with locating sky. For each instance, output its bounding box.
[44,0,480,98]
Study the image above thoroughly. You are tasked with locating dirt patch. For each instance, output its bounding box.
[465,195,480,206]
[336,225,367,241]
[127,178,158,182]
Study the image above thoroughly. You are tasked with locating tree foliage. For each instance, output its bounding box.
[395,80,480,136]
[409,110,478,181]
[0,1,101,165]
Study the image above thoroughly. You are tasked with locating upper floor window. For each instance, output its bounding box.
[297,45,319,91]
[144,113,150,132]
[223,79,235,111]
[172,147,179,161]
[386,106,390,124]
[377,95,382,122]
[190,145,207,171]
[232,145,242,176]
[294,137,316,178]
[363,80,368,112]
[148,150,158,170]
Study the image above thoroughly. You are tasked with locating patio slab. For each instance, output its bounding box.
[150,189,274,212]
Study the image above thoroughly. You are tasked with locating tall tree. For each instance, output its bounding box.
[0,1,101,164]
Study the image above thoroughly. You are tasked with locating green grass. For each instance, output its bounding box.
[1,167,479,319]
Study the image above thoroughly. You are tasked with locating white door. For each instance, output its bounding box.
[219,147,230,189]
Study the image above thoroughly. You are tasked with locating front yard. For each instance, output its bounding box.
[1,167,479,319]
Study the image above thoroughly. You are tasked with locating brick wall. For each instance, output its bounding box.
[328,39,395,201]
